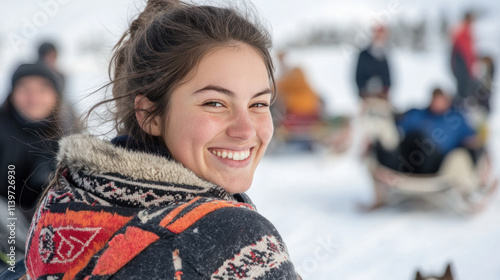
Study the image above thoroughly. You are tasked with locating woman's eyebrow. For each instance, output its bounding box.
[194,85,272,98]
[253,88,272,98]
[194,85,234,96]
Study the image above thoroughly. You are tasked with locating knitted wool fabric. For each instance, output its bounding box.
[24,134,298,279]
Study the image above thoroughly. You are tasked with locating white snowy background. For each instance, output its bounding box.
[1,0,500,279]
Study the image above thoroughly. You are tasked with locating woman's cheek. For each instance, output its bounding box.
[189,113,225,139]
[259,114,274,146]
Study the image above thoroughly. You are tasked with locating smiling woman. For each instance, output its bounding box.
[19,0,300,279]
[138,44,274,194]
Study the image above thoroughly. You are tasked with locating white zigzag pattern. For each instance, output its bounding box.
[211,235,291,279]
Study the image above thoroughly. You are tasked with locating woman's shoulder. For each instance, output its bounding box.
[158,197,278,239]
[165,198,296,279]
[97,197,297,279]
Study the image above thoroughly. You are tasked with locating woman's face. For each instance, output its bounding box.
[163,44,273,193]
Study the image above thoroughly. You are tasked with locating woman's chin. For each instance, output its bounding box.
[217,179,253,194]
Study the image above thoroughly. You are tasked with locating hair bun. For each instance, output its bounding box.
[129,0,181,37]
[146,0,180,11]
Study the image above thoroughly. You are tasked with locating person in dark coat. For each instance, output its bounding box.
[355,25,392,99]
[0,63,70,270]
[0,63,63,219]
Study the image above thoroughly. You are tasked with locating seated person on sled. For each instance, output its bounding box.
[375,88,478,175]
[363,88,497,213]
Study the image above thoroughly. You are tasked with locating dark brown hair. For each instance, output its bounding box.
[89,0,275,147]
[39,0,275,204]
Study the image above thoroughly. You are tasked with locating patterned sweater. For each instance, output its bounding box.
[24,134,298,279]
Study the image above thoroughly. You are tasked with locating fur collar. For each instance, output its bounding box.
[57,134,218,190]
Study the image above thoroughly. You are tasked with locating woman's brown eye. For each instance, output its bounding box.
[204,101,224,107]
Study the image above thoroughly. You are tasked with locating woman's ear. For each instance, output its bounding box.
[134,95,162,136]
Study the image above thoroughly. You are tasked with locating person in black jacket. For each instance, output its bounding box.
[355,25,392,99]
[0,63,68,270]
[0,63,64,219]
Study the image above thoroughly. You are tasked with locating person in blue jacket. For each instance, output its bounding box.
[376,88,477,174]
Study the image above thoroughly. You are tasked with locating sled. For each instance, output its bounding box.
[364,150,497,215]
[272,113,352,153]
[359,97,498,215]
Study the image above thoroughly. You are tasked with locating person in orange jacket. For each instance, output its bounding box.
[276,51,322,120]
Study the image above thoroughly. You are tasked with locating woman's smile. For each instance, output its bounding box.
[209,147,252,162]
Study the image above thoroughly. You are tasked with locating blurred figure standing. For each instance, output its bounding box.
[475,55,495,112]
[37,41,81,133]
[355,25,392,99]
[451,12,477,105]
[37,42,65,92]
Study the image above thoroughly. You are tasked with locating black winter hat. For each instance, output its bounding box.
[11,63,61,94]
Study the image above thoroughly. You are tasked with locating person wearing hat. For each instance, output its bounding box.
[0,63,66,219]
[0,62,69,267]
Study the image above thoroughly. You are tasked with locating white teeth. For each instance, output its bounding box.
[211,149,251,161]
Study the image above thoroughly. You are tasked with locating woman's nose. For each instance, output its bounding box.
[226,110,256,140]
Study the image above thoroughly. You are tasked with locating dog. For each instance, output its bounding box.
[415,263,453,280]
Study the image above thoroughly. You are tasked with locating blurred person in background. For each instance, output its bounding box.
[365,88,496,212]
[274,51,323,151]
[0,63,76,267]
[37,42,65,92]
[475,55,495,112]
[37,41,81,132]
[355,25,392,99]
[276,51,322,120]
[375,88,478,174]
[450,11,478,106]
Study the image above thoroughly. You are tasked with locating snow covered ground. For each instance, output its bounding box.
[2,0,500,279]
[249,153,500,280]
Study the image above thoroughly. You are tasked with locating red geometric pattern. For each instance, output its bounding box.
[39,226,100,264]
[26,210,133,280]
